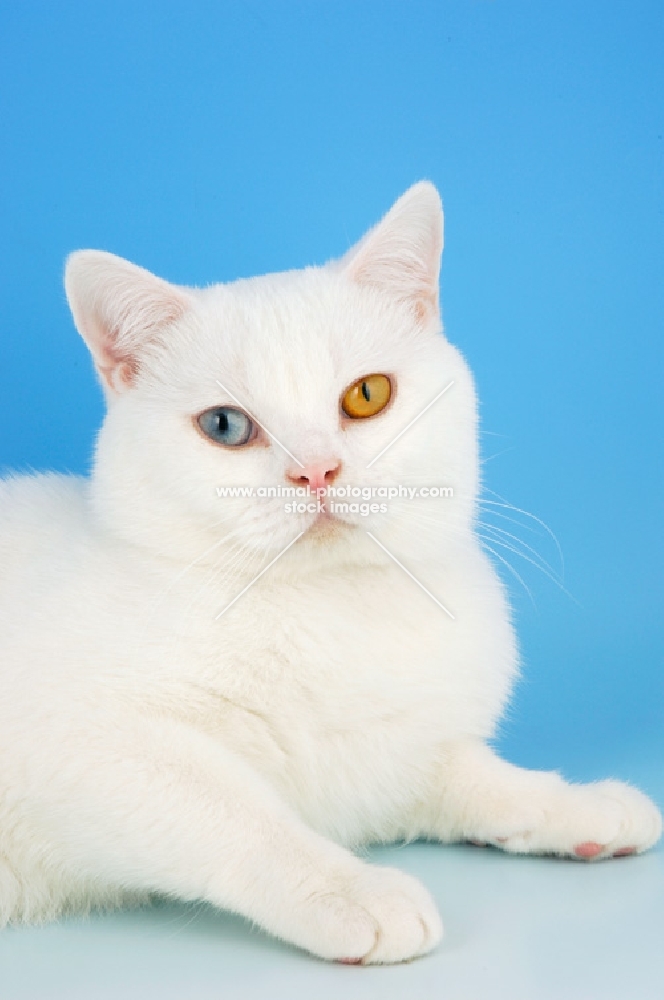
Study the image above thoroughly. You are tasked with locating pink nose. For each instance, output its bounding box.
[286,459,341,493]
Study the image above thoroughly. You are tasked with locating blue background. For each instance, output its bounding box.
[1,0,661,783]
[0,3,662,996]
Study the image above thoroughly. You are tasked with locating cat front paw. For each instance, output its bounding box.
[569,780,663,859]
[482,778,662,861]
[298,863,443,965]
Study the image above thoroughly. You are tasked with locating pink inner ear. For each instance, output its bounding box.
[412,295,435,324]
[340,183,443,323]
[94,330,141,393]
[349,251,438,323]
[98,355,138,392]
[94,297,187,393]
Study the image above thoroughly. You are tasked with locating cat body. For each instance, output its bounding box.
[0,184,660,963]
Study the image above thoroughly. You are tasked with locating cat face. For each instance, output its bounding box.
[66,183,478,574]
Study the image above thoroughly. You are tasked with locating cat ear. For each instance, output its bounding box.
[341,181,444,323]
[64,250,192,395]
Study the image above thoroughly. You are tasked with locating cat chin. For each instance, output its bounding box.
[303,512,357,541]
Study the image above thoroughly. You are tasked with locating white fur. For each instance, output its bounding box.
[0,183,660,963]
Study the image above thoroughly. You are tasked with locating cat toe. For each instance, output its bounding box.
[346,866,443,965]
[573,841,604,859]
[593,780,663,856]
[302,863,442,965]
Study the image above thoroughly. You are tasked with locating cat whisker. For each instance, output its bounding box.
[178,536,265,620]
[480,489,564,575]
[478,526,579,605]
[480,445,516,465]
[478,538,536,607]
[475,504,543,538]
[478,529,577,602]
[215,528,305,620]
[478,522,563,585]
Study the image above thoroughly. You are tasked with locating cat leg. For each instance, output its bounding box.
[430,740,662,859]
[21,715,441,964]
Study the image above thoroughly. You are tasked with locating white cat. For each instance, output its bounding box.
[0,183,660,964]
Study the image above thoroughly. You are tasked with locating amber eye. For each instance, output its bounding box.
[341,374,392,419]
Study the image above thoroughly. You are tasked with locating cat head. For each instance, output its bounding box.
[65,182,478,581]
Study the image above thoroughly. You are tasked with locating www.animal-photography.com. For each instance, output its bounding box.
[0,3,662,999]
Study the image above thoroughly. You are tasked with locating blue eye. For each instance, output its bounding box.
[198,407,254,447]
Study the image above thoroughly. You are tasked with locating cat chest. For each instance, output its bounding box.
[206,570,456,726]
[179,575,463,837]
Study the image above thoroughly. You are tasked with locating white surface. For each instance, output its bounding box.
[2,837,662,1000]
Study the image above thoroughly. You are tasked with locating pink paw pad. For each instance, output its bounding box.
[574,841,604,859]
[337,957,363,965]
[612,846,636,858]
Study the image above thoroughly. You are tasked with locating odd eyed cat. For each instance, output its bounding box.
[0,183,660,964]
